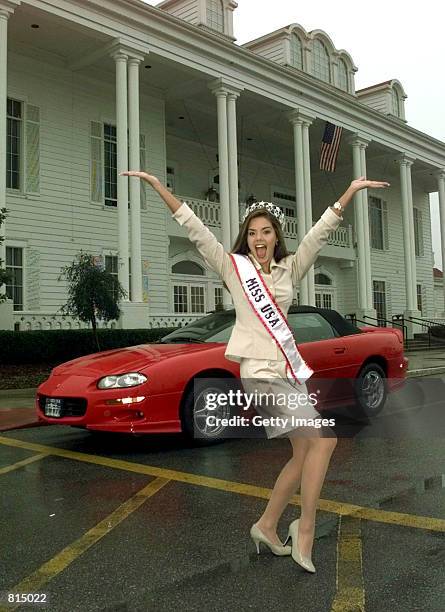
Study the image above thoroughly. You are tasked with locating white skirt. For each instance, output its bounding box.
[240,358,322,439]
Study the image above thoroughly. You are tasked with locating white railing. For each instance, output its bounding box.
[179,196,221,227]
[13,312,117,331]
[176,197,353,248]
[147,313,202,328]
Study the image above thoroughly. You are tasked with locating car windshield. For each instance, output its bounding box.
[161,310,235,344]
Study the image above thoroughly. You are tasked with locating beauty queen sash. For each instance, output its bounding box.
[230,254,314,385]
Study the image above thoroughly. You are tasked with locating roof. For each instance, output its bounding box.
[433,267,443,278]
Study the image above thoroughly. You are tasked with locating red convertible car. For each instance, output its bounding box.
[37,306,408,443]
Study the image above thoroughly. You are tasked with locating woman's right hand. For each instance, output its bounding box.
[119,171,160,188]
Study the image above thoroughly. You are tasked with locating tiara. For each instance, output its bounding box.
[242,201,286,229]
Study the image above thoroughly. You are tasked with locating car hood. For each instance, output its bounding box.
[51,343,222,376]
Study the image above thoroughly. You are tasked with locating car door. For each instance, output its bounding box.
[287,312,353,410]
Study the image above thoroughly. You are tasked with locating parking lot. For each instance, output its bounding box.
[1,377,445,612]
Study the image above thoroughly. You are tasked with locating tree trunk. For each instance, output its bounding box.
[91,314,101,351]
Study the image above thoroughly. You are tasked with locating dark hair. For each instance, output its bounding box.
[231,208,290,262]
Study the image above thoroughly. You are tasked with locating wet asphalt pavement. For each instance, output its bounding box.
[0,375,445,612]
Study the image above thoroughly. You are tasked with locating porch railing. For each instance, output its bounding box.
[13,312,117,331]
[178,195,353,248]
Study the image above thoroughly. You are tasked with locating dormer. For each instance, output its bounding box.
[243,24,357,94]
[156,0,238,41]
[356,79,407,121]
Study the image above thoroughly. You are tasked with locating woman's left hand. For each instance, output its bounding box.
[350,176,390,192]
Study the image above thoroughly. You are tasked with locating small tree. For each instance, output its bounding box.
[59,252,126,351]
[0,208,11,303]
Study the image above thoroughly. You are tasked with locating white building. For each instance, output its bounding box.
[1,0,445,337]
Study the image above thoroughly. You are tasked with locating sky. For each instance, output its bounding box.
[145,0,445,268]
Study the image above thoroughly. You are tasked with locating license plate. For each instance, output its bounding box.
[44,398,63,417]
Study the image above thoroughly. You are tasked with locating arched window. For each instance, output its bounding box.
[338,58,348,91]
[207,0,224,33]
[172,261,205,275]
[314,273,332,286]
[291,33,303,70]
[312,39,330,83]
[391,88,400,117]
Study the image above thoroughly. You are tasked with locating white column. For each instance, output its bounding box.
[302,118,315,305]
[437,170,445,315]
[209,83,231,306]
[227,90,241,244]
[398,157,416,311]
[128,56,143,303]
[406,160,418,307]
[359,141,373,310]
[350,137,368,313]
[0,9,9,291]
[288,112,308,305]
[113,51,130,299]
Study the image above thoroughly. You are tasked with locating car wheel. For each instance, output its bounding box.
[354,363,387,417]
[182,378,238,446]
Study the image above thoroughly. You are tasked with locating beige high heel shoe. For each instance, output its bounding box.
[250,523,291,556]
[284,519,316,573]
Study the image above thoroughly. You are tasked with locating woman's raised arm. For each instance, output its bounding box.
[120,170,181,213]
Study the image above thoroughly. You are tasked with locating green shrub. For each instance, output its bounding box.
[0,327,178,365]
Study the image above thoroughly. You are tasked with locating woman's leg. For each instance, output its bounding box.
[297,436,338,558]
[255,436,310,545]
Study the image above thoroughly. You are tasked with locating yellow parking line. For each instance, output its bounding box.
[0,477,169,612]
[0,453,48,475]
[1,435,445,533]
[331,516,365,612]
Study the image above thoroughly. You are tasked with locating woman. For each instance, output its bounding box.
[120,170,389,572]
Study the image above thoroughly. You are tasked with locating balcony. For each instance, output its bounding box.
[168,196,355,260]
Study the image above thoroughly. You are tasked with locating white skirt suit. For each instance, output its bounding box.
[173,202,343,438]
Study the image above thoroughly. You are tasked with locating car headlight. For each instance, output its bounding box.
[97,372,148,390]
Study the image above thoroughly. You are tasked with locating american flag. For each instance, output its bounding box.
[319,122,343,172]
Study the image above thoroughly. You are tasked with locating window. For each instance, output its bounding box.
[312,39,330,83]
[314,273,332,286]
[369,197,388,250]
[373,280,387,326]
[413,208,424,256]
[104,124,117,207]
[417,284,423,314]
[315,293,333,309]
[174,285,188,313]
[105,255,131,301]
[207,0,224,32]
[191,286,205,312]
[6,247,24,311]
[172,261,204,275]
[391,89,400,117]
[338,59,348,91]
[214,286,223,309]
[173,284,205,313]
[91,123,146,208]
[7,99,22,190]
[291,33,303,69]
[287,312,336,343]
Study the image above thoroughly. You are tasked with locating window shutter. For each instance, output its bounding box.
[140,134,147,210]
[25,105,40,194]
[27,247,40,310]
[90,121,103,203]
[382,200,389,250]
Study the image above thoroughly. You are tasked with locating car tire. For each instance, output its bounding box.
[354,362,387,417]
[182,377,239,446]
